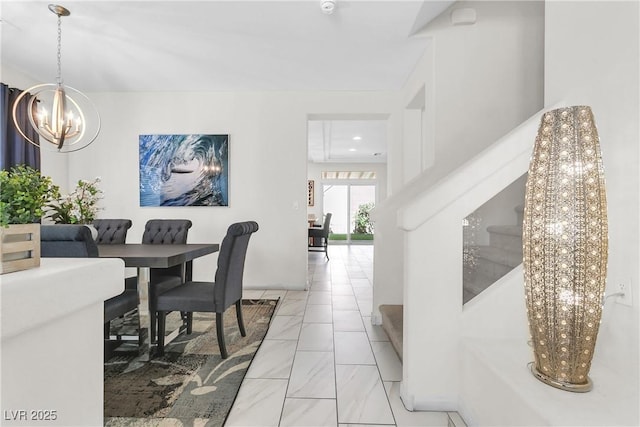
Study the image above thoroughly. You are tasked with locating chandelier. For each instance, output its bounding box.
[12,4,100,153]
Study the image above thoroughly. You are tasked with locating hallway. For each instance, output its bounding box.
[226,245,465,426]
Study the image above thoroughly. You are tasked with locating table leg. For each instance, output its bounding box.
[136,267,152,360]
[136,262,194,359]
[179,261,193,329]
[185,260,193,281]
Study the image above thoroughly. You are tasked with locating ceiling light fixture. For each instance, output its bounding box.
[12,4,100,153]
[321,0,336,15]
[349,148,357,152]
[353,136,362,141]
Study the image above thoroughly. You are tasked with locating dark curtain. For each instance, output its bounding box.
[0,83,40,170]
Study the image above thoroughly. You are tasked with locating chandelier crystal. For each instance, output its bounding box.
[12,4,100,153]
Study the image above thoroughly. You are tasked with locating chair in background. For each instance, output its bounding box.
[40,224,99,258]
[40,225,139,342]
[93,219,132,245]
[308,212,332,260]
[40,224,98,258]
[143,219,193,341]
[94,219,137,292]
[92,219,138,336]
[155,221,259,359]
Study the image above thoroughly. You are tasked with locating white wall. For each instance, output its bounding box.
[400,0,544,193]
[545,0,640,399]
[374,0,544,320]
[455,2,639,425]
[59,90,398,289]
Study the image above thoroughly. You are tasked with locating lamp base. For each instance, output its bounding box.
[529,363,592,393]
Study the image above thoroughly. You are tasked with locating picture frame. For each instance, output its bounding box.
[308,180,314,206]
[139,134,229,207]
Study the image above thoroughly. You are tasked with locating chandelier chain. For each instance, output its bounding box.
[56,13,63,85]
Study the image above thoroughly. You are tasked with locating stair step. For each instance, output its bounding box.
[487,225,522,253]
[515,204,524,225]
[470,246,522,288]
[463,267,518,303]
[463,248,521,303]
[379,304,403,362]
[476,246,522,268]
[464,272,495,294]
[486,224,522,237]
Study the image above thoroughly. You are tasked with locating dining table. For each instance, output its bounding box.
[98,243,219,359]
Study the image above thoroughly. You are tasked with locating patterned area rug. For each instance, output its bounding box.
[104,299,277,426]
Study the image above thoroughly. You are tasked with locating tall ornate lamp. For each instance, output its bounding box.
[523,106,608,392]
[12,4,100,153]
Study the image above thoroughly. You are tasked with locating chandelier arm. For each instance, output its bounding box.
[57,127,66,150]
[11,92,40,148]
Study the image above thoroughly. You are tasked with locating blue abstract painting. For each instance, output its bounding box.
[139,134,229,207]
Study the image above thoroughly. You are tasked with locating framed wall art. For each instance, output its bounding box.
[139,134,229,207]
[308,180,314,206]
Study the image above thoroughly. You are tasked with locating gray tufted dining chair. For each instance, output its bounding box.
[308,212,332,260]
[156,221,259,359]
[142,219,193,341]
[39,225,139,342]
[92,219,138,336]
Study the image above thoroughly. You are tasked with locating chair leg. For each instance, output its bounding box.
[324,238,329,260]
[150,311,157,344]
[157,311,166,356]
[236,300,246,337]
[186,312,193,334]
[216,312,228,359]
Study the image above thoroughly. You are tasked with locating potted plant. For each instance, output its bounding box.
[46,177,103,238]
[0,165,58,274]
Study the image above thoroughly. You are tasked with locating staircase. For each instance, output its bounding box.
[379,304,403,361]
[463,205,523,304]
[372,106,555,411]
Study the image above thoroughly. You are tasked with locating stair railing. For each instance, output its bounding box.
[395,104,561,410]
[397,104,561,231]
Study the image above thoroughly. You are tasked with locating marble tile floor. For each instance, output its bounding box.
[226,245,466,427]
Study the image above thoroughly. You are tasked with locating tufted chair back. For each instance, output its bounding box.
[142,219,192,245]
[93,219,132,245]
[214,221,259,312]
[142,220,193,300]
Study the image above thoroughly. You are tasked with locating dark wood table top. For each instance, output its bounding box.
[97,243,219,268]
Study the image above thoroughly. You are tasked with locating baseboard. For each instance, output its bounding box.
[400,382,458,412]
[371,312,382,325]
[399,381,414,411]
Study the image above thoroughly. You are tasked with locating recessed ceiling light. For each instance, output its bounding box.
[321,0,336,14]
[353,136,362,141]
[349,148,357,152]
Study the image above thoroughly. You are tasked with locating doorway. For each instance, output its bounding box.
[323,183,375,244]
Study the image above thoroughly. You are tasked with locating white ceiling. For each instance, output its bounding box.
[1,0,454,162]
[308,119,387,163]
